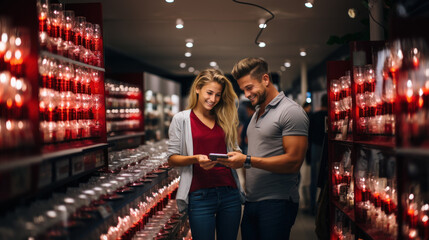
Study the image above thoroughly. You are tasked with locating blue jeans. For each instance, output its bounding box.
[187,187,242,240]
[241,199,299,240]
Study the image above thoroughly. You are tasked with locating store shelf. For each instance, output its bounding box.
[107,131,146,142]
[40,50,105,72]
[396,147,429,158]
[0,143,108,171]
[354,139,395,150]
[68,170,169,240]
[330,139,354,146]
[332,200,355,222]
[354,221,395,240]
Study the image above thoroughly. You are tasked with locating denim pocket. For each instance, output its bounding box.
[189,189,207,202]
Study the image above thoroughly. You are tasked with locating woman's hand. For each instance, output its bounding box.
[195,154,218,170]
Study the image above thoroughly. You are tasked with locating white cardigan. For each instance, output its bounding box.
[167,109,245,212]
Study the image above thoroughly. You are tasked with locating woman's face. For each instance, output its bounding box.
[196,81,223,111]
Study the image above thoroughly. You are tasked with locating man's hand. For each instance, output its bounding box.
[217,152,246,169]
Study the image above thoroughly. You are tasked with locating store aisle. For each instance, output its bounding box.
[289,210,318,240]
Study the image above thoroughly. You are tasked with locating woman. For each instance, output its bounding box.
[167,69,244,240]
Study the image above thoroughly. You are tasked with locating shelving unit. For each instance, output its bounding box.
[327,38,429,239]
[0,0,108,228]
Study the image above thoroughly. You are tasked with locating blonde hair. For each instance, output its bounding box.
[187,69,239,151]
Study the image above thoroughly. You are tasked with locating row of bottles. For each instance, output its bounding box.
[105,79,142,135]
[0,141,176,240]
[0,17,34,151]
[37,0,103,67]
[38,55,103,143]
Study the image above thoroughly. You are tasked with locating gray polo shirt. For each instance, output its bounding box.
[246,92,309,203]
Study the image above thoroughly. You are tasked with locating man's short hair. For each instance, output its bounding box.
[231,57,269,82]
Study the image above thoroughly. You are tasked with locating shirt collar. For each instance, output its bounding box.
[254,91,285,112]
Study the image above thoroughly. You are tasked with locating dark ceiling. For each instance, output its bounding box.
[62,0,372,92]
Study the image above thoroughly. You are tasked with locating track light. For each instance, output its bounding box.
[300,48,307,57]
[258,18,267,29]
[305,0,314,8]
[176,18,184,29]
[185,39,193,48]
[258,41,266,48]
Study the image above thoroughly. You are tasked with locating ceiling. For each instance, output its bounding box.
[62,0,369,89]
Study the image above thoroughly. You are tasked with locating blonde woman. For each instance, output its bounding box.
[167,69,244,240]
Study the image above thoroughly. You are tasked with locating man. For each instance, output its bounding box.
[218,57,309,240]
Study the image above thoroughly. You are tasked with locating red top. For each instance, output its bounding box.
[189,110,237,193]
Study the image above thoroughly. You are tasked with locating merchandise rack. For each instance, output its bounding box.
[327,39,429,239]
[0,0,108,217]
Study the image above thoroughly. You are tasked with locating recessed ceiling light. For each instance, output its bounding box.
[194,70,200,75]
[165,0,174,3]
[180,62,186,68]
[185,38,193,48]
[280,66,286,71]
[305,0,314,8]
[185,51,191,57]
[209,61,217,67]
[348,8,356,18]
[258,18,267,29]
[188,67,195,72]
[300,48,307,57]
[258,42,266,48]
[284,60,291,68]
[176,18,184,29]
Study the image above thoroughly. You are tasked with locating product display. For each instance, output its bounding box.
[328,39,429,240]
[105,79,143,136]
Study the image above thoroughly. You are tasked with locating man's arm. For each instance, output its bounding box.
[223,135,308,174]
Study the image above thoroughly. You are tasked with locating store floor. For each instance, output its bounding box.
[289,209,318,240]
[235,209,318,240]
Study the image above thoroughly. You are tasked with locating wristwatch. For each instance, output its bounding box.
[244,155,251,169]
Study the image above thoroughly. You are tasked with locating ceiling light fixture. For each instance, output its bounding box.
[188,67,195,72]
[300,48,307,57]
[165,0,174,3]
[280,66,286,71]
[184,51,191,57]
[258,41,266,48]
[179,62,186,68]
[348,8,357,18]
[284,60,291,68]
[176,18,184,29]
[185,38,193,48]
[209,61,217,67]
[258,18,267,29]
[305,0,314,8]
[232,0,274,48]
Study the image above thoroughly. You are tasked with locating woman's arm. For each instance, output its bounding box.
[168,154,218,170]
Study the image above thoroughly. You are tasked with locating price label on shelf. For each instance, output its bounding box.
[55,158,70,181]
[38,161,52,188]
[72,155,84,175]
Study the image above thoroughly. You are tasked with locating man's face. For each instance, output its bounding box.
[237,74,267,106]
